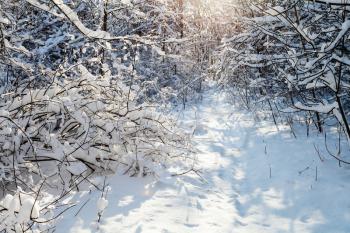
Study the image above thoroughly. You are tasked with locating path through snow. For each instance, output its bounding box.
[57,91,350,233]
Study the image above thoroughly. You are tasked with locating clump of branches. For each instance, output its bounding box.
[0,63,193,231]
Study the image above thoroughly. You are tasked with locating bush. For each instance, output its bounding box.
[0,64,193,232]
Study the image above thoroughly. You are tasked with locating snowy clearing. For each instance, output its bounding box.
[56,91,350,233]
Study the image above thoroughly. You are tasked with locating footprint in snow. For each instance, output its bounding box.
[235,199,247,217]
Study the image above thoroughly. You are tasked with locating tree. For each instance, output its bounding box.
[216,0,350,143]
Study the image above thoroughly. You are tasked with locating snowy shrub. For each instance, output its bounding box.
[0,64,193,232]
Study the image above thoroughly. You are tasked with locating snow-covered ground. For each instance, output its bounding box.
[56,90,350,233]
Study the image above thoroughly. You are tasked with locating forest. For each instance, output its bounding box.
[1,0,350,232]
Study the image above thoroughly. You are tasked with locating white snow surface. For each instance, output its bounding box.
[55,90,350,233]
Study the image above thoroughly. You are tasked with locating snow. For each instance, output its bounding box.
[121,0,132,6]
[0,109,9,117]
[266,6,285,16]
[325,20,350,52]
[1,127,12,135]
[17,197,40,221]
[0,16,10,25]
[333,54,350,66]
[54,90,350,233]
[97,197,109,214]
[0,193,40,231]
